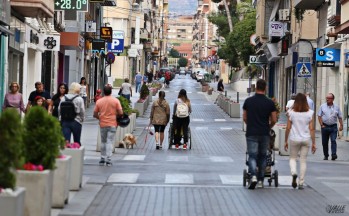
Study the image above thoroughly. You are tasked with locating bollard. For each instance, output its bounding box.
[237,92,239,103]
[225,90,227,97]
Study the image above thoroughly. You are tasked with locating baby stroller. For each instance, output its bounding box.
[243,129,279,187]
[168,122,192,149]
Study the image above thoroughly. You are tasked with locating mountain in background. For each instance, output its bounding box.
[168,0,197,16]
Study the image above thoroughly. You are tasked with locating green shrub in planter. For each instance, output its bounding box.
[131,109,140,117]
[22,107,65,170]
[117,95,132,115]
[0,109,24,189]
[140,83,150,100]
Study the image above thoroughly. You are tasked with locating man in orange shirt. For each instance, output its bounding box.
[93,85,123,166]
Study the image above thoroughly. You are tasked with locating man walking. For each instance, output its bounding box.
[93,85,123,166]
[243,79,277,189]
[317,93,343,160]
[306,92,314,110]
[26,81,52,113]
[134,72,143,93]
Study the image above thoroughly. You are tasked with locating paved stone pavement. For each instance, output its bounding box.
[54,75,349,216]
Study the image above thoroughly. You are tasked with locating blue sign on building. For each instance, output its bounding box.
[107,39,124,53]
[316,48,340,62]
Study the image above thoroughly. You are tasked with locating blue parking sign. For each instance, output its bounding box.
[107,39,124,53]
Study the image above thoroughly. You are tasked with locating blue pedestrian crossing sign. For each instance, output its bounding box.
[297,62,311,78]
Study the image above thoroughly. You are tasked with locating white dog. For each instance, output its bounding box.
[119,133,137,149]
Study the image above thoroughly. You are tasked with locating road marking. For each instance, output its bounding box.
[220,127,233,130]
[122,155,146,161]
[165,174,194,184]
[192,118,204,122]
[167,156,189,162]
[214,119,227,122]
[84,156,101,160]
[107,173,139,183]
[194,127,209,130]
[210,156,234,162]
[220,175,241,184]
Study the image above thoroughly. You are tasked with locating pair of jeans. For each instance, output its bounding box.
[173,116,190,144]
[121,94,130,101]
[289,140,310,185]
[61,120,82,144]
[321,124,338,157]
[136,82,141,93]
[246,135,270,181]
[100,126,116,160]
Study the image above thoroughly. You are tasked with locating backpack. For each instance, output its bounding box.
[176,100,189,118]
[60,95,79,121]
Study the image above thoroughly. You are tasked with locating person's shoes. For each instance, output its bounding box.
[183,144,187,150]
[298,184,304,190]
[156,143,160,150]
[99,159,105,166]
[257,181,264,189]
[292,174,298,188]
[248,176,257,189]
[159,145,162,149]
[331,154,338,160]
[175,144,179,150]
[323,156,328,160]
[106,161,113,166]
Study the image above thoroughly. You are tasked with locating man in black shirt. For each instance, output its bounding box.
[243,79,277,189]
[26,81,52,113]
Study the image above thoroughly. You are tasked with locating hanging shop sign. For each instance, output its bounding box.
[54,0,89,12]
[100,27,112,42]
[315,48,340,67]
[85,21,96,33]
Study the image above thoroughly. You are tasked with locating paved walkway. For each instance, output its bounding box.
[54,75,349,216]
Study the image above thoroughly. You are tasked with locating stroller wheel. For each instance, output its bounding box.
[243,169,247,187]
[274,170,279,187]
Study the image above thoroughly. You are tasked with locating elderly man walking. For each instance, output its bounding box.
[94,85,123,166]
[317,93,343,161]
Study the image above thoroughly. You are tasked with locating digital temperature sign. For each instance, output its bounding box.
[54,0,88,12]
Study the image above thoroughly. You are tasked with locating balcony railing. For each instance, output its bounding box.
[328,15,341,26]
[10,0,54,18]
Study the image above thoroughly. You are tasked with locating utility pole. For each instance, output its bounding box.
[159,12,164,68]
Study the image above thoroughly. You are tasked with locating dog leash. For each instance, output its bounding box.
[144,123,154,145]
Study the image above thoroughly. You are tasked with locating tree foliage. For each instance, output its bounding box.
[178,57,188,67]
[169,48,180,58]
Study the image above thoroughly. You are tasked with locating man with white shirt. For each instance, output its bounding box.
[306,92,314,110]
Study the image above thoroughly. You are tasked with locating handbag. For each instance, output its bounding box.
[118,88,122,95]
[117,114,130,128]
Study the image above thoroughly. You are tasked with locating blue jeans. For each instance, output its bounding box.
[321,124,338,157]
[246,136,270,181]
[122,94,130,101]
[100,126,116,160]
[62,120,82,145]
[136,82,141,93]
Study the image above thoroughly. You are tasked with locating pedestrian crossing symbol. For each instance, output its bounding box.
[297,62,311,78]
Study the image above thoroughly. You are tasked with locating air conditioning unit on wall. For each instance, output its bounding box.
[279,9,290,21]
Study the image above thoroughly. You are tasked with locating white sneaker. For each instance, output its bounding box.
[257,181,264,189]
[248,176,257,189]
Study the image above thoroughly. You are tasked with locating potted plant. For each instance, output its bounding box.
[16,106,65,216]
[0,109,26,216]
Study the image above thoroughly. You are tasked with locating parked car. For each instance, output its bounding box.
[179,70,186,76]
[195,69,208,82]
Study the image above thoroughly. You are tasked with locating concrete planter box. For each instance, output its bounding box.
[278,127,289,156]
[202,85,209,92]
[223,99,229,112]
[62,146,85,191]
[16,170,53,216]
[207,88,213,95]
[52,156,72,208]
[228,103,240,118]
[0,187,26,216]
[134,102,145,116]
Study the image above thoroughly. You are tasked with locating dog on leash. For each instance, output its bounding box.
[119,133,137,149]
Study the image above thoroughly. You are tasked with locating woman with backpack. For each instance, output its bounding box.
[150,91,170,150]
[173,89,192,150]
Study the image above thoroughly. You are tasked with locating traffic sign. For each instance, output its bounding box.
[107,39,124,53]
[106,52,115,64]
[297,62,311,78]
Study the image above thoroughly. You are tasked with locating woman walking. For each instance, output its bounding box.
[173,89,192,150]
[51,83,68,118]
[79,77,88,107]
[120,78,132,101]
[2,82,25,115]
[150,91,170,149]
[284,93,316,190]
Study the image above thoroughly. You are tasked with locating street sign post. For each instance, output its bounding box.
[297,62,311,78]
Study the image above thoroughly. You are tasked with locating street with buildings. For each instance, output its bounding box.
[54,75,349,216]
